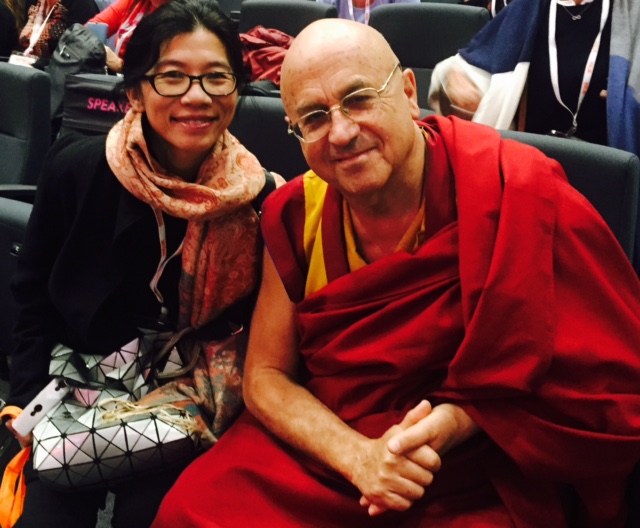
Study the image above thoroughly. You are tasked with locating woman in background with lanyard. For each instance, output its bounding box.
[429,0,618,147]
[316,0,418,25]
[526,0,610,143]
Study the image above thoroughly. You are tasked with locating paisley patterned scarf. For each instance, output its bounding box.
[106,109,266,329]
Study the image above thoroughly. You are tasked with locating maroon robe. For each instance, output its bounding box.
[153,116,640,528]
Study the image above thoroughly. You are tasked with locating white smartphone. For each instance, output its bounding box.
[12,378,71,437]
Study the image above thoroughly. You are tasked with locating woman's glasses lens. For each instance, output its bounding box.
[148,72,237,97]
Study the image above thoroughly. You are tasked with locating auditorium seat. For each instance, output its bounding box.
[218,0,243,19]
[0,197,32,376]
[500,129,640,265]
[229,95,309,180]
[0,62,51,201]
[369,3,490,108]
[238,0,337,36]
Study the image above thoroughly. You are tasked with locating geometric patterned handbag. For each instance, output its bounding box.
[31,329,200,490]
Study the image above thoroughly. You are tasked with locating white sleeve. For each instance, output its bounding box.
[428,53,529,130]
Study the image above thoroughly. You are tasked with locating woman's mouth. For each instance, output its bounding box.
[172,116,217,129]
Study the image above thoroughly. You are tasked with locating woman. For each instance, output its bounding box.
[316,0,418,25]
[0,0,20,56]
[87,0,171,72]
[3,0,24,31]
[4,0,282,525]
[428,0,639,157]
[17,0,97,60]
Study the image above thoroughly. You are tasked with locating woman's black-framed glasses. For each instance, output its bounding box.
[288,62,401,143]
[144,71,238,97]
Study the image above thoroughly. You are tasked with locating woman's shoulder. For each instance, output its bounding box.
[42,132,112,192]
[48,132,107,170]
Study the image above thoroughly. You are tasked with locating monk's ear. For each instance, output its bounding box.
[401,68,421,120]
[126,86,145,113]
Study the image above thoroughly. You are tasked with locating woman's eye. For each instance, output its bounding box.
[204,73,231,84]
[159,71,185,80]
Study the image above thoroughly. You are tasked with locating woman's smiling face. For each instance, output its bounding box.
[127,28,238,177]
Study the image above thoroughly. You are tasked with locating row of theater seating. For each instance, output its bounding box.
[218,0,465,24]
[0,1,490,193]
[237,1,491,108]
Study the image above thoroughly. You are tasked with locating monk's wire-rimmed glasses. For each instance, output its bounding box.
[287,62,402,143]
[144,71,238,97]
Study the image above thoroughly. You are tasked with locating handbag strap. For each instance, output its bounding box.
[153,327,202,381]
[252,169,276,215]
[0,407,30,528]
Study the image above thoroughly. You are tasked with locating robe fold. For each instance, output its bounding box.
[153,116,640,528]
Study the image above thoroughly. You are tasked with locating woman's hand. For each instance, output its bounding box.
[443,69,482,119]
[5,419,33,449]
[105,46,123,73]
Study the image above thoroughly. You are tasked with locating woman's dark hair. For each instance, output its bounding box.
[122,0,247,92]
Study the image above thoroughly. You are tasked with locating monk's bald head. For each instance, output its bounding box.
[280,19,399,112]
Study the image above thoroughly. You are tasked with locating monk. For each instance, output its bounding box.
[153,19,640,527]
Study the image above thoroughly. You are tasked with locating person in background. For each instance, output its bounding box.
[17,0,97,60]
[428,0,639,157]
[0,0,20,57]
[87,0,171,72]
[316,0,418,25]
[152,18,640,528]
[3,0,281,525]
[461,0,511,17]
[4,0,24,29]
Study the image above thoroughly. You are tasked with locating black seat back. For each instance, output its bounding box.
[229,95,308,181]
[239,0,337,36]
[0,63,51,186]
[500,130,640,264]
[0,198,32,365]
[369,4,490,108]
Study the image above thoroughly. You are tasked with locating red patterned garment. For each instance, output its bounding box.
[153,115,640,528]
[240,26,294,86]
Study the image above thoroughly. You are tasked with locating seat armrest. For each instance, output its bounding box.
[0,185,37,203]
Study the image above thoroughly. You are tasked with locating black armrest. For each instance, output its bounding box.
[0,185,37,203]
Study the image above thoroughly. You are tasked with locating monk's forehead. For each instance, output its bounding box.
[281,20,396,99]
[289,20,392,63]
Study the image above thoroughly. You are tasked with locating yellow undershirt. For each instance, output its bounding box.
[303,172,427,298]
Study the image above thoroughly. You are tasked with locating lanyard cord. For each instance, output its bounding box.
[491,0,507,19]
[25,2,57,56]
[347,0,371,25]
[547,0,609,134]
[149,209,185,314]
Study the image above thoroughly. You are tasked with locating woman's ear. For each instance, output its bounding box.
[126,87,145,113]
